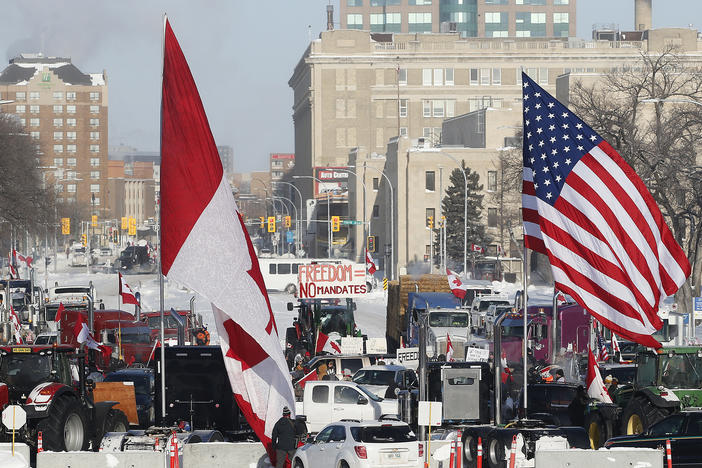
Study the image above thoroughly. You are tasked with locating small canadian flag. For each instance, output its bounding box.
[315,331,341,355]
[119,273,139,305]
[446,334,454,361]
[366,250,378,275]
[446,268,468,299]
[471,244,484,253]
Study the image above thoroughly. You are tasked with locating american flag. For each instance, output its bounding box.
[520,73,690,349]
[594,324,608,362]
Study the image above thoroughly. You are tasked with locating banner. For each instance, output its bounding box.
[297,263,367,299]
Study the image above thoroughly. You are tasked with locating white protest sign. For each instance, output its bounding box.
[418,401,442,427]
[396,347,419,369]
[366,338,387,355]
[464,347,490,362]
[297,263,367,299]
[340,337,364,355]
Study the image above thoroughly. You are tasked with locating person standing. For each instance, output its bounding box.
[271,406,297,468]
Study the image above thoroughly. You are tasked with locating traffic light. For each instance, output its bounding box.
[331,216,340,232]
[61,218,70,235]
[91,215,98,227]
[259,217,265,229]
[427,216,434,229]
[128,217,137,236]
[121,217,128,230]
[440,215,446,228]
[113,230,119,243]
[267,216,276,233]
[367,235,376,253]
[284,216,291,228]
[81,234,87,246]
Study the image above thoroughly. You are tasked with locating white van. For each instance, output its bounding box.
[259,258,356,294]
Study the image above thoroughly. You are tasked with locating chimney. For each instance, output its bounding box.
[327,4,334,31]
[635,0,652,31]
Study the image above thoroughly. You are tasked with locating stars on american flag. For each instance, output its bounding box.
[522,73,602,206]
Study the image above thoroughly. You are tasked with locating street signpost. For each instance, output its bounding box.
[341,220,363,225]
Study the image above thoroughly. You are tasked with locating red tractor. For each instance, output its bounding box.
[0,344,129,452]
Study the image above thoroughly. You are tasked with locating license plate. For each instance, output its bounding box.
[12,347,31,353]
[384,451,401,459]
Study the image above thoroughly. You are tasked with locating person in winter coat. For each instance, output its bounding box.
[271,406,297,468]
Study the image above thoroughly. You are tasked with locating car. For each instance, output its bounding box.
[351,365,417,399]
[33,332,58,345]
[103,367,156,427]
[598,363,636,386]
[485,304,513,336]
[292,419,422,468]
[604,410,702,467]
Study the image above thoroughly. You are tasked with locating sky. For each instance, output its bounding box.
[1,0,699,172]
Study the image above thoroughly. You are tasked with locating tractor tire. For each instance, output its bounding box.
[104,408,129,433]
[36,396,89,452]
[462,432,479,468]
[585,411,614,449]
[486,435,507,468]
[621,396,671,435]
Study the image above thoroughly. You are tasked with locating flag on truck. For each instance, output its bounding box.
[7,251,18,279]
[446,334,454,362]
[520,72,690,349]
[15,251,32,269]
[73,313,111,359]
[366,250,378,275]
[446,268,468,299]
[586,346,612,403]
[594,323,609,362]
[54,303,65,323]
[9,307,22,344]
[611,332,621,356]
[315,330,342,355]
[160,17,294,464]
[118,272,139,305]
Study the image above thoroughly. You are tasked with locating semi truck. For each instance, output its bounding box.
[406,292,472,360]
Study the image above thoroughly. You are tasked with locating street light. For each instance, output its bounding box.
[338,168,370,262]
[436,151,468,276]
[272,181,304,254]
[639,97,702,107]
[293,175,332,257]
[352,163,396,280]
[273,195,298,255]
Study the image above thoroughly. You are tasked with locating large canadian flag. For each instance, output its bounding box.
[446,268,468,299]
[316,331,342,355]
[118,272,139,305]
[366,250,378,275]
[586,346,612,403]
[160,18,294,463]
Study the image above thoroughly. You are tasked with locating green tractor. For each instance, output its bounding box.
[585,346,702,449]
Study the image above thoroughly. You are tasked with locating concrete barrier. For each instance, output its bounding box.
[183,442,269,468]
[535,447,664,467]
[37,450,165,468]
[0,443,30,468]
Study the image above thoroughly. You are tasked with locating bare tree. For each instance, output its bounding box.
[570,47,702,320]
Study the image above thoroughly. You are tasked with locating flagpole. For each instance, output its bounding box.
[522,246,529,417]
[158,12,167,422]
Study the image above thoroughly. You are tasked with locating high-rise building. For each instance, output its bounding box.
[270,153,295,181]
[0,54,108,216]
[340,0,576,38]
[217,145,234,176]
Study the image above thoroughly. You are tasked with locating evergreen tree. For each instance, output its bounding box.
[435,162,489,273]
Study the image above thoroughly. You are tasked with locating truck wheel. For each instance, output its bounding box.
[37,396,88,452]
[294,459,304,468]
[584,411,612,449]
[462,432,479,468]
[104,408,129,433]
[621,396,670,435]
[486,436,507,468]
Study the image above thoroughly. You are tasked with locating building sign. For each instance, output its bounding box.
[314,167,349,198]
[297,262,367,299]
[271,153,294,160]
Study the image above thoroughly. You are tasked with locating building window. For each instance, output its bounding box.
[67,184,76,193]
[538,68,548,85]
[18,118,25,126]
[433,68,443,86]
[15,92,25,101]
[66,171,76,180]
[470,69,478,86]
[90,131,100,140]
[347,14,363,29]
[66,132,76,140]
[445,68,454,86]
[399,126,408,137]
[426,208,435,228]
[487,171,497,191]
[426,171,435,191]
[90,144,100,153]
[90,105,99,114]
[30,131,40,140]
[30,105,39,114]
[433,100,444,118]
[492,68,501,85]
[67,118,76,127]
[408,12,432,33]
[90,158,100,167]
[90,118,99,127]
[480,68,490,86]
[422,69,432,86]
[372,177,379,191]
[398,68,407,86]
[92,197,100,206]
[53,105,62,114]
[347,0,363,5]
[53,144,63,153]
[53,118,63,127]
[55,184,64,193]
[66,91,76,101]
[53,131,63,140]
[488,208,498,227]
[90,184,100,193]
[423,100,431,117]
[53,91,63,100]
[554,0,569,3]
[399,99,408,118]
[15,105,26,113]
[53,158,63,166]
[67,158,76,166]
[30,92,40,100]
[89,92,100,101]
[409,0,431,4]
[373,205,380,218]
[66,105,76,114]
[67,144,77,153]
[90,171,100,179]
[30,118,39,127]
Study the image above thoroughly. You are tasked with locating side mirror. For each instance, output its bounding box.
[357,396,368,405]
[287,302,294,311]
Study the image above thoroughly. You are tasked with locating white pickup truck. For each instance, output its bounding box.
[295,381,398,433]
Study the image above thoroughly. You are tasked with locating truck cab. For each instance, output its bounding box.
[469,294,510,334]
[406,293,472,359]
